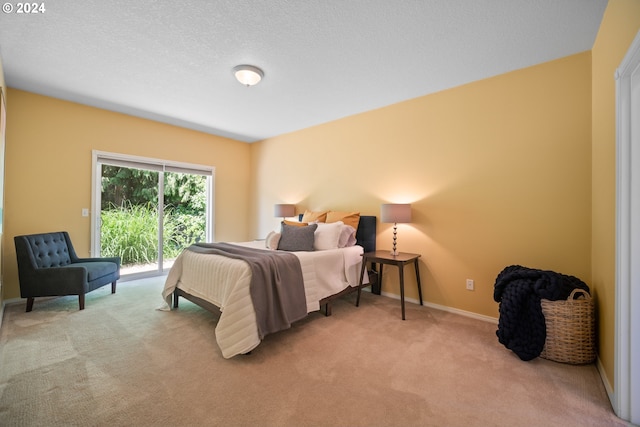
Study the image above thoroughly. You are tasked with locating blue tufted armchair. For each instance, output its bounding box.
[14,231,121,312]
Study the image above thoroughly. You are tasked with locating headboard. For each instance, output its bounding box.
[297,214,376,253]
[355,216,376,253]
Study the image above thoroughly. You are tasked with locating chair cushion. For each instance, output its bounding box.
[73,262,118,282]
[26,233,71,268]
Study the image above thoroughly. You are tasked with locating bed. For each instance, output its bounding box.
[161,214,377,358]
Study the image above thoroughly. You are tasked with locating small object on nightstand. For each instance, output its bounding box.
[356,250,423,320]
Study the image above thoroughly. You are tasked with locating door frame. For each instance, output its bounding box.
[614,29,640,424]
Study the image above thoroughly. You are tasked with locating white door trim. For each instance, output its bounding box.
[614,29,640,424]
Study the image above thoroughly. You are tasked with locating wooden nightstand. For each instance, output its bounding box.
[356,250,423,320]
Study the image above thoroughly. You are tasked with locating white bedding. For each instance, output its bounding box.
[161,242,367,358]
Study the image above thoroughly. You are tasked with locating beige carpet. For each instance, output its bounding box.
[0,277,627,427]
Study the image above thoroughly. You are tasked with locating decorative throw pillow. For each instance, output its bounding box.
[283,219,308,227]
[278,223,318,251]
[338,224,357,248]
[301,210,328,223]
[265,231,281,250]
[314,221,343,250]
[326,211,360,230]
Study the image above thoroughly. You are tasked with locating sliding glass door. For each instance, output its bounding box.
[92,151,214,279]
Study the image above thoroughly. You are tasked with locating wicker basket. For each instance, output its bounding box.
[540,289,595,364]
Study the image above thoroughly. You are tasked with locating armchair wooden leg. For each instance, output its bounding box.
[26,297,34,312]
[111,281,117,294]
[79,294,85,310]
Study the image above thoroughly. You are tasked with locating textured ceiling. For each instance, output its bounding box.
[0,0,607,142]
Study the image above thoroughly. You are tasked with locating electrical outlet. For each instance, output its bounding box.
[466,279,474,291]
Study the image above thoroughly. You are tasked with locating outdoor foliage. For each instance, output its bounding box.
[101,166,159,209]
[100,167,207,266]
[100,202,206,265]
[101,166,205,212]
[101,202,159,265]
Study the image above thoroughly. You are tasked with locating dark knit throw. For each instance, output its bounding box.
[493,265,589,361]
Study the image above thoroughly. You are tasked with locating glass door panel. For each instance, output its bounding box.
[100,164,160,276]
[162,171,207,272]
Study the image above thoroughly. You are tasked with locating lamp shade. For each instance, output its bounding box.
[381,203,411,223]
[274,204,295,218]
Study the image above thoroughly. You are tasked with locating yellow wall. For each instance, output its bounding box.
[251,52,592,319]
[2,89,252,300]
[0,55,5,310]
[591,0,640,390]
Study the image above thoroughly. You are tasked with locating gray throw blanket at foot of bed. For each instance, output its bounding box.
[188,243,307,339]
[493,265,589,361]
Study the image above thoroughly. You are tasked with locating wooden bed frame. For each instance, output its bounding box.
[172,215,377,317]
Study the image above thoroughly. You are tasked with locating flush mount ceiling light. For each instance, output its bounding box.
[232,64,264,86]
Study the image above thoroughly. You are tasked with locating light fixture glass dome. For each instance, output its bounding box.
[232,65,264,86]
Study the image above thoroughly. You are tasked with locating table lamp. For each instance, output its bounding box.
[274,204,296,221]
[381,203,411,256]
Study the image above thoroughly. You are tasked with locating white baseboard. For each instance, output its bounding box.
[378,291,499,324]
[596,356,616,413]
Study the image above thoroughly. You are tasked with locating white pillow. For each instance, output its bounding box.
[313,221,343,250]
[265,231,281,250]
[338,224,357,248]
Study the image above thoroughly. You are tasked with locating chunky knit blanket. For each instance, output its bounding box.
[493,265,589,361]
